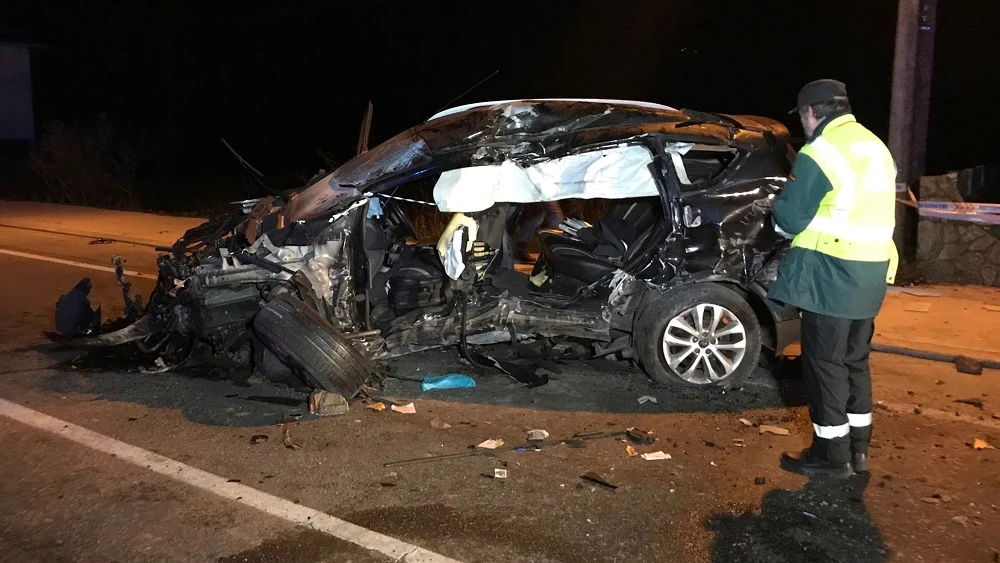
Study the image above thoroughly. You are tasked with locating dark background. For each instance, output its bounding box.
[1,0,998,210]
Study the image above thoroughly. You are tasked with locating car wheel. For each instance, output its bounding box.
[634,283,762,388]
[253,293,373,397]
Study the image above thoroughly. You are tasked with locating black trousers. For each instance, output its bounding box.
[800,310,875,464]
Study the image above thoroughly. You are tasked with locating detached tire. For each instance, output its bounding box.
[253,294,372,397]
[634,283,761,389]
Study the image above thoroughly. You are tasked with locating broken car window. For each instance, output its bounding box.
[666,143,740,189]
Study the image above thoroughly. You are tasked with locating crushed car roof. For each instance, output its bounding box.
[413,99,787,153]
[427,98,678,120]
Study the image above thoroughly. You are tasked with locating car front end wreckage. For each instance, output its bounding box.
[58,99,800,397]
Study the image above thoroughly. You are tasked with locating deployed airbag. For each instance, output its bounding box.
[433,145,659,213]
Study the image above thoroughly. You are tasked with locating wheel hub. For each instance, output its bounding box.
[661,302,748,385]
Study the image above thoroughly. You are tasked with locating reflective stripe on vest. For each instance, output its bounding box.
[792,115,897,266]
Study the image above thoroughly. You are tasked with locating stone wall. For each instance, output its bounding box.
[916,172,1000,287]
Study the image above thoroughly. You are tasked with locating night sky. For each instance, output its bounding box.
[3,1,998,198]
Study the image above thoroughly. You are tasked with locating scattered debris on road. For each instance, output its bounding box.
[921,497,940,504]
[390,402,416,414]
[308,390,349,416]
[430,418,452,429]
[952,515,969,527]
[955,398,985,410]
[754,476,766,485]
[493,468,508,479]
[580,472,618,490]
[898,287,944,297]
[955,356,984,375]
[626,427,656,445]
[476,439,504,449]
[972,438,995,450]
[527,429,549,441]
[637,395,658,404]
[984,305,1000,313]
[366,402,386,412]
[738,418,755,427]
[384,430,626,467]
[759,425,791,436]
[88,238,115,245]
[872,344,1000,374]
[249,434,269,445]
[420,374,476,391]
[903,302,932,313]
[279,423,301,449]
[625,445,638,457]
[640,451,671,461]
[732,438,745,447]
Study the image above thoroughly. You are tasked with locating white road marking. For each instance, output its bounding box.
[0,398,462,563]
[0,248,158,280]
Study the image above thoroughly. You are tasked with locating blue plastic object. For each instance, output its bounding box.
[366,197,384,218]
[421,374,476,391]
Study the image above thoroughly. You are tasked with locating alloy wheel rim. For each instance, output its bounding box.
[661,303,747,384]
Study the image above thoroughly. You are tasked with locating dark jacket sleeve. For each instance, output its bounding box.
[773,153,833,235]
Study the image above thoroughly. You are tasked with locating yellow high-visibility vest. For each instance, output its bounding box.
[793,114,899,283]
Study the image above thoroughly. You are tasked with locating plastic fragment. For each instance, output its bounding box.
[280,424,301,450]
[640,451,671,461]
[625,445,638,457]
[637,395,658,404]
[903,302,932,313]
[366,402,386,412]
[973,438,995,450]
[309,390,349,416]
[759,425,791,436]
[390,402,416,414]
[476,439,504,449]
[421,374,476,391]
[527,429,549,441]
[430,418,452,429]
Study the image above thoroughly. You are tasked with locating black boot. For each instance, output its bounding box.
[852,451,869,473]
[780,448,852,478]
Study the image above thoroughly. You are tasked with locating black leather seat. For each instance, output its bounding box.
[538,198,662,285]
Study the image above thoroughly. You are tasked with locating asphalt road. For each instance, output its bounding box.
[1,225,999,563]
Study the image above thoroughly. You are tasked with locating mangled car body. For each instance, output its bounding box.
[79,99,800,396]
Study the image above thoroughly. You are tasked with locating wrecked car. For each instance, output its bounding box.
[75,99,800,396]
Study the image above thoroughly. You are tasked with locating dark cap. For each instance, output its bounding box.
[789,79,849,114]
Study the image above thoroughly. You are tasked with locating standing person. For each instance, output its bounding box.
[768,79,898,478]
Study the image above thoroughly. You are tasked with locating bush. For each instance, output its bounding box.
[29,113,141,209]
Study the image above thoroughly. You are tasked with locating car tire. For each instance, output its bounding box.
[253,293,372,397]
[634,283,762,389]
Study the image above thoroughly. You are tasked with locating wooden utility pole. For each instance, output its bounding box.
[889,0,938,259]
